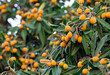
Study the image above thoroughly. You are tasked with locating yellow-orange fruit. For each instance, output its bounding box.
[34,62,39,68]
[82,69,89,75]
[56,41,60,45]
[70,16,74,20]
[62,16,65,19]
[6,38,10,42]
[42,53,47,57]
[74,35,79,41]
[51,0,57,4]
[87,0,92,3]
[5,35,8,38]
[47,62,52,67]
[79,14,86,21]
[78,36,82,43]
[10,41,15,46]
[27,15,31,19]
[62,36,65,41]
[21,64,26,70]
[29,59,34,63]
[66,14,70,18]
[92,56,99,62]
[71,10,75,14]
[96,53,100,57]
[4,42,9,46]
[34,13,38,18]
[100,59,107,65]
[59,62,64,67]
[81,24,87,31]
[51,60,56,66]
[32,8,38,13]
[39,10,43,14]
[63,64,68,69]
[1,9,7,13]
[85,8,90,13]
[22,13,27,18]
[37,17,42,21]
[31,68,36,71]
[107,64,110,69]
[20,58,25,63]
[12,48,18,53]
[35,3,40,7]
[25,59,29,64]
[67,32,73,38]
[78,61,83,68]
[10,57,16,62]
[22,47,28,52]
[2,49,6,54]
[19,25,23,29]
[102,6,107,9]
[65,25,71,31]
[5,46,10,52]
[90,17,97,24]
[10,36,13,40]
[1,43,5,48]
[79,0,84,4]
[106,12,110,18]
[16,10,22,15]
[60,42,66,48]
[30,53,35,58]
[65,36,70,42]
[77,8,82,14]
[0,56,3,60]
[101,13,106,18]
[13,40,18,44]
[21,20,26,25]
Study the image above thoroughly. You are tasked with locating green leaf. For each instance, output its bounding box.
[95,35,108,56]
[21,29,27,41]
[96,17,110,30]
[71,46,80,56]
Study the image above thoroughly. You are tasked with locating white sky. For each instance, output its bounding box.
[7,0,74,27]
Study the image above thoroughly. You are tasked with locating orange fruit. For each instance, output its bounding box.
[37,17,42,21]
[67,32,73,38]
[107,64,110,69]
[6,38,10,42]
[77,8,82,14]
[79,14,86,21]
[42,53,47,57]
[51,60,56,66]
[0,56,3,60]
[21,64,26,70]
[87,0,92,3]
[29,59,34,63]
[35,3,40,7]
[90,17,97,24]
[34,13,38,18]
[1,9,7,13]
[65,36,70,42]
[85,8,90,13]
[27,15,31,19]
[21,20,26,25]
[71,10,75,14]
[2,49,6,54]
[56,41,60,45]
[66,14,70,18]
[81,24,87,31]
[100,59,107,65]
[20,58,25,63]
[31,68,36,71]
[19,25,23,29]
[70,16,74,20]
[22,13,27,18]
[79,0,84,4]
[25,59,29,64]
[32,8,38,13]
[92,56,99,62]
[61,36,65,41]
[5,46,10,52]
[78,61,83,68]
[82,69,89,75]
[10,36,13,40]
[10,41,15,46]
[4,42,9,46]
[62,16,65,19]
[106,12,110,18]
[65,25,71,31]
[47,62,52,67]
[51,0,57,4]
[10,57,16,62]
[101,13,106,18]
[22,47,28,52]
[1,43,5,48]
[30,53,35,58]
[74,34,79,41]
[12,48,18,53]
[39,10,43,14]
[34,62,39,68]
[63,64,68,69]
[78,36,82,43]
[16,10,22,15]
[59,62,64,67]
[60,41,66,48]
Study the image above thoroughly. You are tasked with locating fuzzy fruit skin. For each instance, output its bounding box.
[82,69,89,75]
[65,25,71,31]
[51,60,56,66]
[31,68,36,71]
[85,8,90,13]
[74,35,79,41]
[90,17,97,24]
[79,14,86,21]
[47,62,52,67]
[30,53,35,58]
[34,62,39,68]
[77,8,82,14]
[42,53,47,57]
[78,61,83,68]
[100,59,107,65]
[21,65,26,70]
[107,64,110,69]
[37,17,42,21]
[61,36,65,41]
[78,36,82,43]
[10,57,16,62]
[101,13,106,18]
[12,48,18,53]
[60,42,66,48]
[106,12,110,18]
[79,0,84,4]
[55,41,60,45]
[22,47,28,52]
[81,24,87,31]
[92,56,99,62]
[59,62,64,67]
[63,64,68,69]
[65,36,70,42]
[0,56,3,60]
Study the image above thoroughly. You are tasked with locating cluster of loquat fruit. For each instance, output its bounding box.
[0,3,9,14]
[41,50,68,69]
